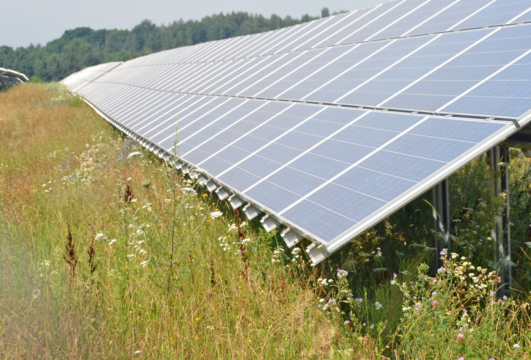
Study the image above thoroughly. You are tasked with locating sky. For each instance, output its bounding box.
[1,0,388,48]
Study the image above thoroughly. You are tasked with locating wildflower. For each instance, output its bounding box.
[344,320,350,324]
[440,248,448,256]
[242,238,251,244]
[356,298,363,303]
[458,358,464,360]
[490,291,495,297]
[127,254,135,258]
[514,344,521,348]
[108,239,117,245]
[210,211,223,219]
[456,333,464,344]
[195,317,201,322]
[240,221,247,228]
[228,224,238,232]
[95,233,105,240]
[432,300,439,309]
[393,273,397,278]
[134,350,141,354]
[32,289,41,299]
[374,302,383,310]
[131,199,138,203]
[337,269,348,278]
[182,187,197,196]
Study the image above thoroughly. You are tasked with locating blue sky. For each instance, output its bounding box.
[2,0,388,48]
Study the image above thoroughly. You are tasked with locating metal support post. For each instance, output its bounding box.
[433,179,450,269]
[487,146,512,296]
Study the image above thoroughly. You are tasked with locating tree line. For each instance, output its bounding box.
[0,9,336,82]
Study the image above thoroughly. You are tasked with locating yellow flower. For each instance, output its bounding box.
[195,317,201,321]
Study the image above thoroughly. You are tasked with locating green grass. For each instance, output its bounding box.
[1,83,531,359]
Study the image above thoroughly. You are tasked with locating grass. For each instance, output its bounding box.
[1,83,531,359]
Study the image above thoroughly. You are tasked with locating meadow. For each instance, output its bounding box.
[1,83,531,359]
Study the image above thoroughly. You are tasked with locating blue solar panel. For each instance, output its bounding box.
[66,0,529,262]
[456,0,530,29]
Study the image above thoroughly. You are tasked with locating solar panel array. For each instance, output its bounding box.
[61,62,122,92]
[63,0,531,262]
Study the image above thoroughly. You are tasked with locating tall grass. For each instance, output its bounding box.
[1,83,531,359]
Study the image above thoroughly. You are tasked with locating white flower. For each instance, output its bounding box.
[374,302,383,310]
[182,188,197,196]
[136,229,144,235]
[127,254,135,258]
[108,239,117,245]
[228,224,238,232]
[210,211,223,219]
[242,238,251,244]
[140,261,148,267]
[240,221,247,228]
[131,199,138,203]
[138,249,147,254]
[95,233,105,240]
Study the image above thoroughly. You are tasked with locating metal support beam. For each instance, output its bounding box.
[487,146,512,296]
[433,179,450,269]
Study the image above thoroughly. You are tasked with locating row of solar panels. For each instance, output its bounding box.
[77,90,514,260]
[62,0,531,262]
[62,62,122,93]
[119,0,531,68]
[87,24,531,121]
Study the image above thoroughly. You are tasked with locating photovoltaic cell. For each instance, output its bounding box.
[63,0,528,261]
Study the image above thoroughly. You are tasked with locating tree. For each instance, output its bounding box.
[0,11,322,82]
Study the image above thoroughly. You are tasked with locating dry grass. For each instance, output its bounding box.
[0,84,372,359]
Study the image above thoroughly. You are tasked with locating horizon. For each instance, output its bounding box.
[1,0,388,48]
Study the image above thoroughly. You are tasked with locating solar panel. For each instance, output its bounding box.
[61,62,122,92]
[66,0,531,262]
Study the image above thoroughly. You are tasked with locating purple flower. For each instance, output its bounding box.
[440,248,448,256]
[456,333,464,344]
[489,291,495,297]
[337,269,348,277]
[514,344,521,348]
[393,273,397,278]
[356,298,363,303]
